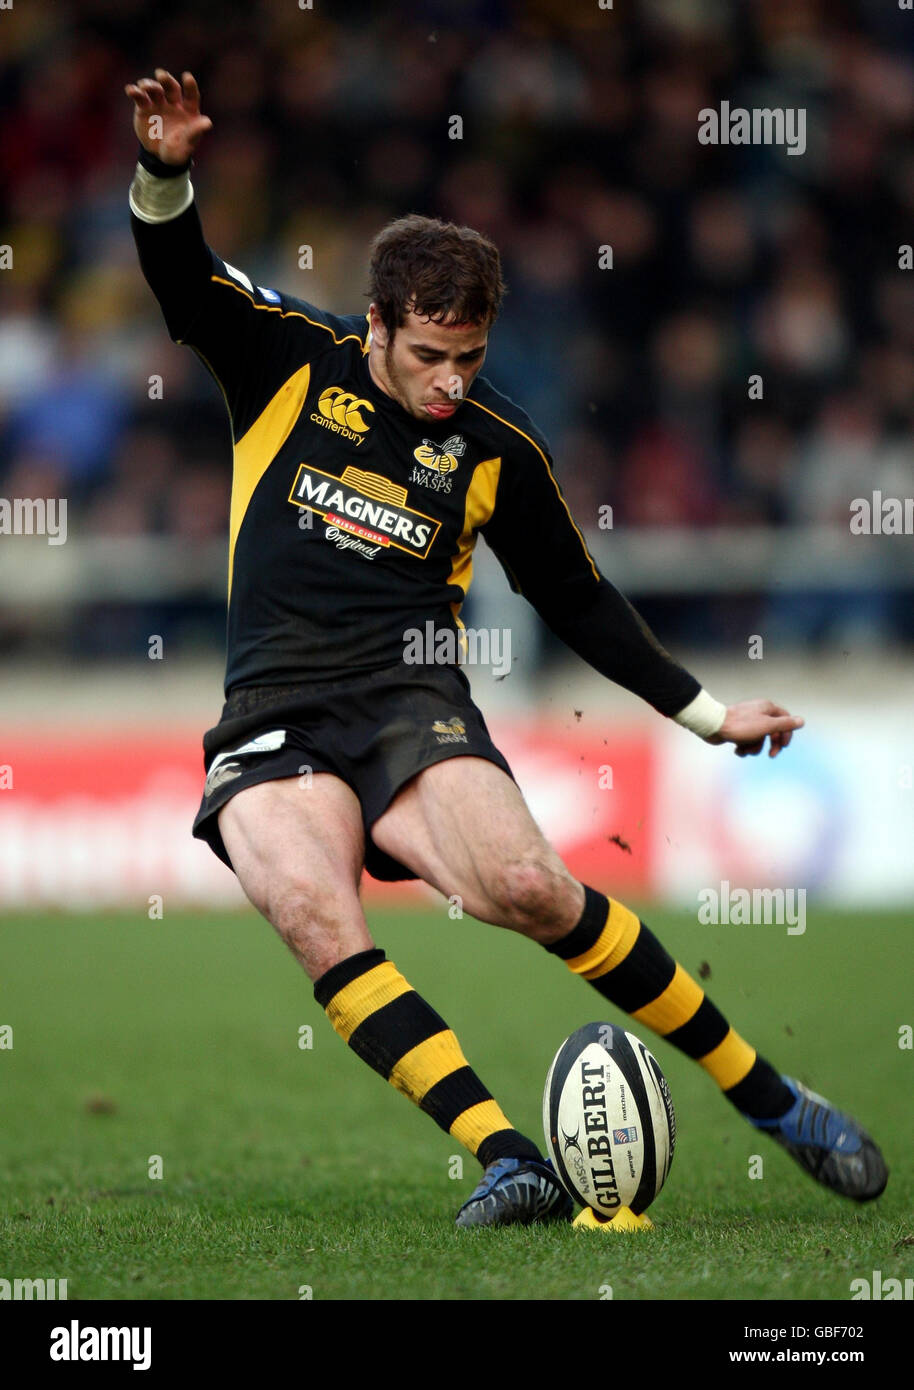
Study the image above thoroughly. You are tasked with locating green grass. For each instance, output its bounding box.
[1,907,911,1301]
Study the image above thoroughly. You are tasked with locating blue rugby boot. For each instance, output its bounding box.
[745,1077,888,1202]
[455,1156,573,1229]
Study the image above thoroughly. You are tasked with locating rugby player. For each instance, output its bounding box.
[126,70,887,1226]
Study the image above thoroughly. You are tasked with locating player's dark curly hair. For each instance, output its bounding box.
[367,213,506,338]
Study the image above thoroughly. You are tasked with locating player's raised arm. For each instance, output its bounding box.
[125,68,217,345]
[125,68,213,169]
[125,69,310,437]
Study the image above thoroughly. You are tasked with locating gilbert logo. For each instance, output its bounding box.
[50,1321,151,1370]
[413,434,465,475]
[312,387,374,445]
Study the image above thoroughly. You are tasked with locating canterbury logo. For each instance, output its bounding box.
[204,760,242,799]
[317,387,375,433]
[413,433,465,475]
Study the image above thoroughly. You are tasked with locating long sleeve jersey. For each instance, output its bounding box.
[131,185,700,714]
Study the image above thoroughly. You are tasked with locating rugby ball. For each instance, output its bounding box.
[543,1022,676,1217]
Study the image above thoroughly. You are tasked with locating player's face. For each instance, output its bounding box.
[368,305,488,423]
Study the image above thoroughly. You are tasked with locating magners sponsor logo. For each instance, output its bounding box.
[289,464,439,559]
[311,386,375,445]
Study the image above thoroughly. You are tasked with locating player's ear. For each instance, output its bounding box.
[368,303,389,348]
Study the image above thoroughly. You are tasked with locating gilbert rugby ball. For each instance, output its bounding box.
[543,1021,676,1217]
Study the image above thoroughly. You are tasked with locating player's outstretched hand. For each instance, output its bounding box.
[125,69,212,166]
[705,698,804,758]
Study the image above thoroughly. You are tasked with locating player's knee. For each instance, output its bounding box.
[489,853,579,939]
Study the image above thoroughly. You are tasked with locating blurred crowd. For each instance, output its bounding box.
[1,0,913,657]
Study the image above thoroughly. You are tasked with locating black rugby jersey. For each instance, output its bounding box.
[132,194,700,715]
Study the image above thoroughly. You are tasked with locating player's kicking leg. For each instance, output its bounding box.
[217,774,571,1228]
[371,757,888,1219]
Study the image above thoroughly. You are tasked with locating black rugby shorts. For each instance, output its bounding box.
[192,661,515,881]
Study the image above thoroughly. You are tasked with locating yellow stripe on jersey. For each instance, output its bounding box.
[463,398,600,583]
[228,362,311,598]
[447,455,502,623]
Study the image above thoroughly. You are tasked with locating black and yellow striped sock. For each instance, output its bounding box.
[547,886,793,1119]
[314,948,542,1166]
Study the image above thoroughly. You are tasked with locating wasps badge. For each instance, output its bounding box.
[412,433,466,475]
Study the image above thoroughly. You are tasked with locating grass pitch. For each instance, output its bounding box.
[1,905,911,1301]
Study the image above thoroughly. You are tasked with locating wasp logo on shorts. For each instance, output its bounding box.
[289,463,440,558]
[311,387,374,445]
[431,716,467,744]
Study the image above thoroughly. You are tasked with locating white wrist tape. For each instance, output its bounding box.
[672,689,727,738]
[128,162,194,224]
